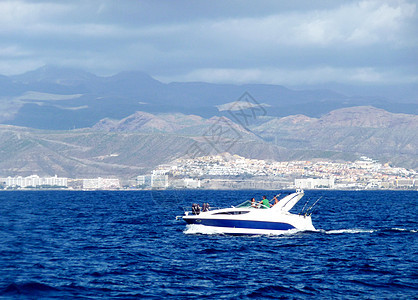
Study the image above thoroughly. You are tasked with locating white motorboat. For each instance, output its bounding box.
[182,190,316,235]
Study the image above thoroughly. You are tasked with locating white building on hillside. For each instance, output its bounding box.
[137,175,152,187]
[295,178,335,189]
[151,174,169,188]
[83,177,120,190]
[0,175,68,188]
[183,178,201,189]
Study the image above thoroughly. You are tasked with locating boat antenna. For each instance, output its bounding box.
[300,198,310,215]
[305,196,322,216]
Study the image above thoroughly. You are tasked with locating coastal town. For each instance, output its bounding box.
[0,154,416,190]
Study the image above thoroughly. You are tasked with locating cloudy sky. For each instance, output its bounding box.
[0,0,417,87]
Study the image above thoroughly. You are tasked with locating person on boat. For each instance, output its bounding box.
[192,203,201,215]
[251,198,257,208]
[202,202,210,212]
[271,196,279,207]
[259,195,270,209]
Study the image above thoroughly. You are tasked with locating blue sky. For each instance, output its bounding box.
[0,0,417,87]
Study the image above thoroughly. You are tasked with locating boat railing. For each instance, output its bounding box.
[235,200,253,208]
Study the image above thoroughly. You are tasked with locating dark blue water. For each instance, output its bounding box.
[0,190,416,299]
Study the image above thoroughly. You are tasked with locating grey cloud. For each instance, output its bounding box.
[0,0,416,89]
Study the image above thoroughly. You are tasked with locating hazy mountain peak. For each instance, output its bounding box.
[279,114,316,124]
[106,70,162,85]
[320,106,418,128]
[12,65,98,85]
[159,113,204,124]
[92,111,201,133]
[91,111,254,138]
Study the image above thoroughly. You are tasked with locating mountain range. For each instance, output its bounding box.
[1,65,417,130]
[0,106,416,178]
[0,66,416,178]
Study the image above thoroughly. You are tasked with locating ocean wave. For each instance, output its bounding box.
[183,224,225,235]
[388,228,417,233]
[324,228,417,235]
[325,229,375,234]
[196,248,230,254]
[1,282,59,295]
[246,284,317,297]
[268,229,304,236]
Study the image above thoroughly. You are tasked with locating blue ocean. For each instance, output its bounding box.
[0,190,416,299]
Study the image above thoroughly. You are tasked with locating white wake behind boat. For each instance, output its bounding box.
[182,190,316,235]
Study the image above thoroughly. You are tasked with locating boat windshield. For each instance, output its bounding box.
[235,200,269,209]
[235,200,254,208]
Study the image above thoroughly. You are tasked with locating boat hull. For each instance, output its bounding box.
[183,213,315,235]
[184,224,305,235]
[184,218,296,230]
